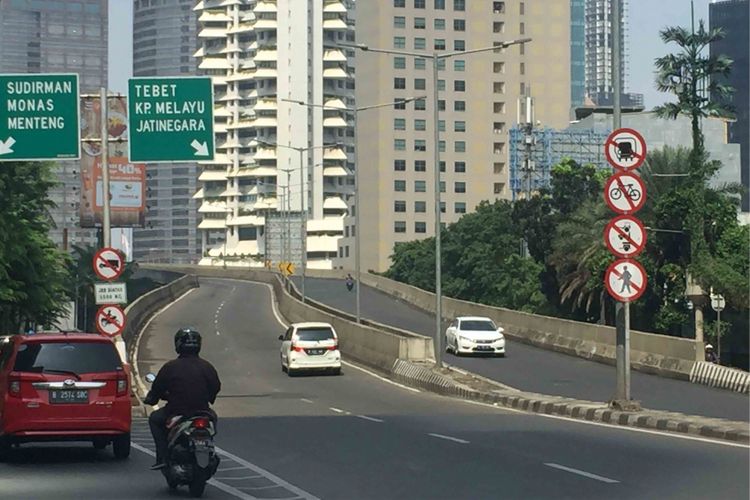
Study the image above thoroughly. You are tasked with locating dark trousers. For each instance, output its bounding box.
[148,407,169,463]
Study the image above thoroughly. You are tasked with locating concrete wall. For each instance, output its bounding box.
[140,265,434,374]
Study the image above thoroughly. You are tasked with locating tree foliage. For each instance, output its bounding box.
[0,162,71,332]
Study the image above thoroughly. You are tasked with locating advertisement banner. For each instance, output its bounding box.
[79,96,145,228]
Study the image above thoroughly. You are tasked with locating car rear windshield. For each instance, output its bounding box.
[13,341,122,374]
[460,320,496,331]
[295,328,335,341]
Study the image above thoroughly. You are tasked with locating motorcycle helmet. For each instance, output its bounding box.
[175,328,202,355]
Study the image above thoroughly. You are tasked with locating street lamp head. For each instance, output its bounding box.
[338,42,369,51]
[280,98,306,106]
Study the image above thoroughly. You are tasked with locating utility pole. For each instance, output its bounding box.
[100,87,111,248]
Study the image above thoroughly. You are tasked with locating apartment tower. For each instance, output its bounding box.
[131,0,202,263]
[0,0,108,250]
[344,0,571,273]
[193,0,354,269]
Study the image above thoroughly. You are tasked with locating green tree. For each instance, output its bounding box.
[0,162,71,332]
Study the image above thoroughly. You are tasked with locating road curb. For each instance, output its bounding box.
[391,360,750,444]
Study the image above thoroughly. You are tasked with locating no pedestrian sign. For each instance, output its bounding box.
[0,73,80,161]
[127,77,214,163]
[605,128,646,171]
[605,259,648,303]
[95,305,126,337]
[604,215,647,258]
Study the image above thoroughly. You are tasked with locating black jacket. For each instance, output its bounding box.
[144,354,221,417]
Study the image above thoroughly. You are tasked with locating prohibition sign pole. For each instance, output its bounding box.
[95,304,126,337]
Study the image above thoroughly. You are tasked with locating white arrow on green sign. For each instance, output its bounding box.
[127,77,215,163]
[0,73,80,161]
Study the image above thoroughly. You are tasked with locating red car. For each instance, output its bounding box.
[0,332,131,460]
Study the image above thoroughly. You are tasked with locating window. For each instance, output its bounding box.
[415,201,427,212]
[494,82,505,94]
[394,159,406,171]
[494,183,504,194]
[439,141,446,152]
[454,40,465,51]
[455,182,466,193]
[394,36,406,49]
[13,342,121,374]
[395,98,407,110]
[520,2,525,15]
[494,62,505,73]
[454,80,466,91]
[453,19,465,31]
[493,102,506,113]
[394,139,406,150]
[454,0,465,11]
[434,39,446,50]
[494,162,505,173]
[494,142,505,154]
[493,21,505,33]
[454,161,466,172]
[434,18,446,30]
[415,140,427,151]
[454,101,466,111]
[454,121,466,132]
[415,58,426,70]
[414,17,426,29]
[394,118,406,130]
[415,119,426,131]
[415,180,426,192]
[520,22,525,35]
[394,180,406,192]
[415,98,426,110]
[435,0,445,8]
[441,202,447,213]
[415,38,426,50]
[440,181,446,193]
[394,77,406,89]
[394,56,406,69]
[415,78,426,90]
[455,141,466,152]
[520,62,525,75]
[394,200,406,212]
[493,122,506,134]
[520,82,526,94]
[438,100,446,111]
[394,16,405,28]
[455,202,467,214]
[438,120,446,132]
[437,80,446,91]
[454,60,465,71]
[493,2,505,13]
[414,0,425,8]
[394,0,405,6]
[415,160,426,171]
[415,222,427,233]
[394,221,406,233]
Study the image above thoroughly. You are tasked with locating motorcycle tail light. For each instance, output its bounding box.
[192,417,210,429]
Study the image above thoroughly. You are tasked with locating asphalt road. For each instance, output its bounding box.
[292,276,750,422]
[3,277,747,499]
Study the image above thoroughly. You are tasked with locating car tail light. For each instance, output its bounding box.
[327,342,338,351]
[116,374,128,396]
[192,417,210,429]
[9,378,21,397]
[291,343,306,353]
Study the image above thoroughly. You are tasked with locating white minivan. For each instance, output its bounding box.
[279,322,341,376]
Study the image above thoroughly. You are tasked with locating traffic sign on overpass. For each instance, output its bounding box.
[127,77,214,163]
[0,73,80,161]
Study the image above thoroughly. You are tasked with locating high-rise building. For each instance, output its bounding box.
[0,0,108,250]
[131,0,202,263]
[193,0,355,269]
[570,0,586,107]
[340,0,572,273]
[583,0,642,107]
[710,0,749,213]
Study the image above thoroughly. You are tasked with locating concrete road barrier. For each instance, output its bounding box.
[690,362,750,394]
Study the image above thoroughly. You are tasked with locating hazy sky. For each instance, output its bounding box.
[107,0,714,108]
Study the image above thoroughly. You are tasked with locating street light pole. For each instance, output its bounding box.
[340,39,531,366]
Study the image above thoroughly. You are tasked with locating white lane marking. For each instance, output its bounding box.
[131,442,254,500]
[216,331,221,336]
[218,466,250,472]
[215,475,263,480]
[544,463,620,484]
[214,445,321,500]
[342,360,420,393]
[300,398,314,404]
[133,288,196,398]
[356,415,384,423]
[329,407,345,414]
[428,433,470,444]
[456,398,750,449]
[241,484,285,491]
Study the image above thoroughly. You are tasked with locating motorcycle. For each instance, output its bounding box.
[145,373,220,497]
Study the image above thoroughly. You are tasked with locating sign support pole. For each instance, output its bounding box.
[100,87,111,248]
[611,0,632,405]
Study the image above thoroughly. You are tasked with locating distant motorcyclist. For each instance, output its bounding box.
[144,328,221,470]
[345,273,354,292]
[705,343,719,364]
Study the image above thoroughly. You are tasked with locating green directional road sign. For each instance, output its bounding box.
[0,73,80,161]
[128,77,214,163]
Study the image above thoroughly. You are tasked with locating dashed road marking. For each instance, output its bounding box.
[300,398,314,404]
[544,463,620,484]
[356,415,384,423]
[329,407,345,414]
[428,433,469,444]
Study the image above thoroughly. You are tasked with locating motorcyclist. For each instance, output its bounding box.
[345,273,354,292]
[144,328,221,470]
[705,343,719,364]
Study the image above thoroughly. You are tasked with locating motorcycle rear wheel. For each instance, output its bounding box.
[189,478,206,497]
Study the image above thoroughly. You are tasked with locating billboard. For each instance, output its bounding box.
[79,96,145,228]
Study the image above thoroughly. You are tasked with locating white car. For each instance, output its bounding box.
[279,322,342,376]
[445,316,506,357]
